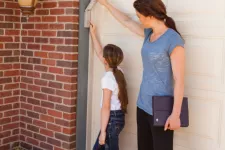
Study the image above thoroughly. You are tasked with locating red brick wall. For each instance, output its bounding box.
[0,0,79,149]
[0,0,21,149]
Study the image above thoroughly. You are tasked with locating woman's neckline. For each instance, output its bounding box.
[148,28,170,43]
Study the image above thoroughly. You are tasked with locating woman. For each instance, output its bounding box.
[90,23,128,150]
[97,0,185,150]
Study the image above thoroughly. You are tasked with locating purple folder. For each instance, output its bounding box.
[152,96,189,127]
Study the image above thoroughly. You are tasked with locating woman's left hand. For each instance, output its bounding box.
[99,131,106,145]
[164,114,181,131]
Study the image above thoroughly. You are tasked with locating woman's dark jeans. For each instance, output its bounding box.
[93,110,125,150]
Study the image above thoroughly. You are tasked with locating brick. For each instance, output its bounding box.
[41,87,55,95]
[47,137,61,147]
[33,146,43,150]
[22,37,34,43]
[49,67,63,74]
[27,137,39,145]
[0,51,12,56]
[21,129,33,137]
[27,110,39,119]
[40,142,53,150]
[21,50,33,56]
[28,84,41,92]
[57,31,77,37]
[28,31,41,36]
[50,9,64,15]
[64,84,77,91]
[28,16,41,22]
[34,106,47,114]
[34,119,46,128]
[55,133,76,142]
[0,77,12,84]
[57,61,77,68]
[65,24,78,30]
[5,30,20,35]
[57,46,77,52]
[35,24,49,29]
[56,104,75,113]
[35,79,48,86]
[34,93,47,100]
[47,123,61,132]
[48,95,62,103]
[3,135,19,144]
[43,2,57,8]
[5,16,20,22]
[4,70,19,76]
[5,43,20,49]
[63,113,76,120]
[23,24,34,29]
[4,96,19,104]
[22,30,27,36]
[0,9,13,15]
[59,1,79,7]
[62,141,76,149]
[35,37,48,43]
[41,101,54,109]
[65,38,78,45]
[0,118,11,125]
[4,109,19,117]
[49,24,64,30]
[0,23,13,29]
[65,54,78,60]
[21,103,33,110]
[35,65,48,72]
[0,36,13,42]
[58,16,78,22]
[3,122,19,130]
[42,59,56,67]
[21,77,33,84]
[42,31,57,37]
[56,90,73,98]
[5,2,19,9]
[28,58,41,64]
[20,142,32,150]
[56,75,74,83]
[49,52,63,59]
[27,71,40,78]
[0,145,10,150]
[36,9,49,15]
[63,127,76,134]
[48,109,62,118]
[49,81,62,89]
[12,128,19,135]
[27,124,39,132]
[27,44,41,50]
[42,45,55,51]
[21,115,32,124]
[34,133,46,142]
[42,16,56,22]
[41,73,55,80]
[40,128,54,137]
[0,91,12,97]
[66,8,79,15]
[21,64,33,70]
[27,98,40,106]
[63,98,76,106]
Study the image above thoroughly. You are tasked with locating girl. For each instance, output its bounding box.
[90,23,128,150]
[97,0,185,150]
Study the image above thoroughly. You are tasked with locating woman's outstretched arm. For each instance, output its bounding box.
[98,0,144,37]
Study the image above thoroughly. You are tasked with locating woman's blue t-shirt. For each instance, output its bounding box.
[137,28,184,115]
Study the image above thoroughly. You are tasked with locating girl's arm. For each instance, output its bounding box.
[90,23,105,64]
[99,89,112,145]
[98,0,144,37]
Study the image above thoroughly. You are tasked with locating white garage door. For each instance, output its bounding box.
[86,0,225,150]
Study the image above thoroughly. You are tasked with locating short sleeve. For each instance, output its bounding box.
[144,28,152,39]
[168,33,184,55]
[101,77,115,91]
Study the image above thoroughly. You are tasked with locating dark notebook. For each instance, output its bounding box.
[152,96,189,127]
